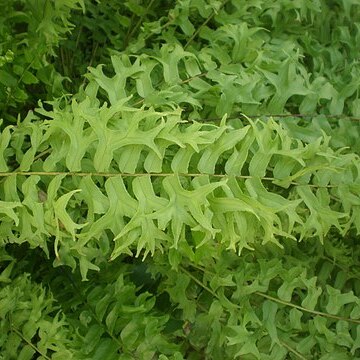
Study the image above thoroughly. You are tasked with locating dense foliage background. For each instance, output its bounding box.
[1,0,360,359]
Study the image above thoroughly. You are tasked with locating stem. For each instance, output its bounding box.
[197,113,360,123]
[124,0,156,48]
[255,292,360,325]
[187,264,360,326]
[184,0,229,49]
[180,266,219,299]
[81,42,99,88]
[280,341,308,360]
[10,323,51,360]
[0,171,338,188]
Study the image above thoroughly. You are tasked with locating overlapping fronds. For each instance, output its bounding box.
[154,244,360,359]
[0,262,183,359]
[0,273,74,359]
[2,0,360,358]
[1,91,360,280]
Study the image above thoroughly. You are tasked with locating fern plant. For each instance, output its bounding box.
[1,0,360,359]
[2,69,360,358]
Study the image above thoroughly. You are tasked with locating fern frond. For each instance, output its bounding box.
[2,91,360,279]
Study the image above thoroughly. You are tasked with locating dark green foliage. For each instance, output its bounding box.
[0,0,86,123]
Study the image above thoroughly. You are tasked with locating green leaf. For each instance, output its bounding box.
[0,124,13,172]
[325,287,359,315]
[54,189,86,239]
[91,338,119,360]
[0,200,22,225]
[0,69,17,87]
[17,345,36,360]
[262,300,279,348]
[301,276,322,310]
